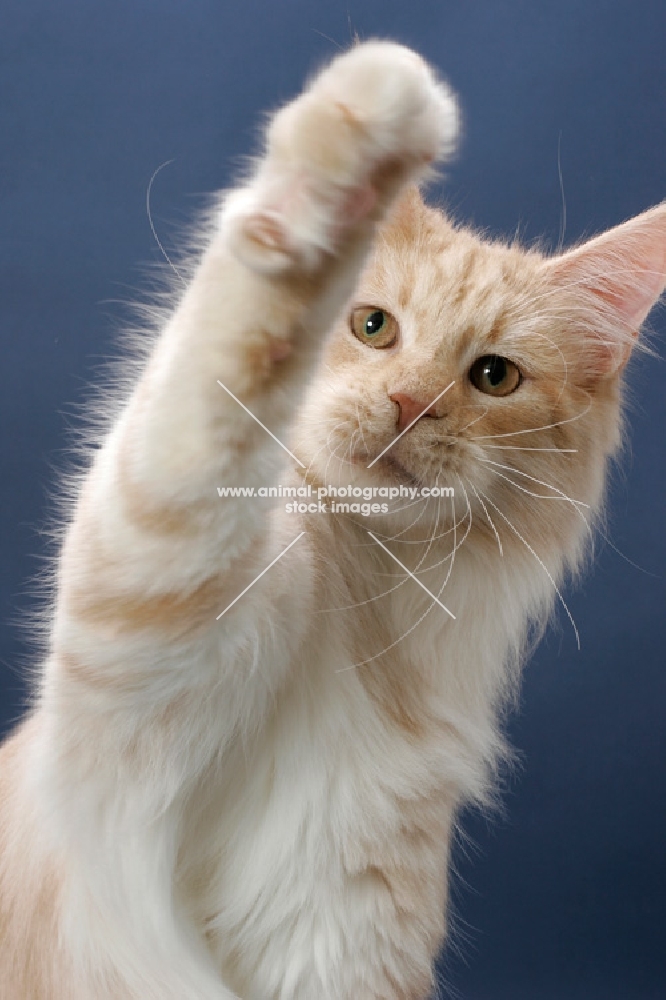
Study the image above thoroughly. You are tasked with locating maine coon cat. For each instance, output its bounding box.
[0,40,664,1000]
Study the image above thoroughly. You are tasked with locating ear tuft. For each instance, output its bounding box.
[543,203,666,379]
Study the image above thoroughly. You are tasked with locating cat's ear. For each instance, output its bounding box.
[384,185,426,235]
[542,203,666,379]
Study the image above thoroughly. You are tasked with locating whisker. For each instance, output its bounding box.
[381,483,435,540]
[335,578,453,672]
[368,495,468,547]
[146,160,186,286]
[335,491,464,667]
[321,421,357,483]
[481,465,593,540]
[483,445,577,453]
[479,457,591,509]
[302,418,349,480]
[476,486,581,649]
[483,466,593,529]
[370,502,431,549]
[440,490,459,589]
[457,405,489,434]
[418,485,472,574]
[596,530,659,578]
[471,392,592,440]
[469,481,503,556]
[383,492,431,517]
[335,594,442,671]
[322,489,443,609]
[352,488,433,548]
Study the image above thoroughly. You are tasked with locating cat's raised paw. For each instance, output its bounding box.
[223,41,459,273]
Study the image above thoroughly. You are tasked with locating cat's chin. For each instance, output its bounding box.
[352,452,422,489]
[379,455,423,488]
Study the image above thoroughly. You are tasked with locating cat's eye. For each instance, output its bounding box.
[350,307,399,349]
[469,354,522,397]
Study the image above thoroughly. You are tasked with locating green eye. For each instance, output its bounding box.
[469,354,522,397]
[350,307,399,349]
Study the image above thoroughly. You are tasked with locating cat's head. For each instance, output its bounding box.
[296,187,665,571]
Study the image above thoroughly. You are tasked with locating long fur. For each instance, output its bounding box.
[1,41,664,1000]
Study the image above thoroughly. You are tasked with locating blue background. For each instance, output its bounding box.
[1,2,664,998]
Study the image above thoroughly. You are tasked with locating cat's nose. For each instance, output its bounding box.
[389,392,440,433]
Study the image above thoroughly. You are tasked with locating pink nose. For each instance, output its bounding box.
[389,393,440,433]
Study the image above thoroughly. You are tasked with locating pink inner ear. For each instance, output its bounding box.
[544,203,666,376]
[598,240,666,333]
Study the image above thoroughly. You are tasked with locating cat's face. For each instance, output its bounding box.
[295,188,664,562]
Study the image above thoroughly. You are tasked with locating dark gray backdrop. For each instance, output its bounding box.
[1,2,664,998]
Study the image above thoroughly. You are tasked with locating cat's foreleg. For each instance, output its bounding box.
[38,42,459,999]
[54,41,458,692]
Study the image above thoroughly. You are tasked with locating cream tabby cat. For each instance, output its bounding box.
[1,41,664,1000]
